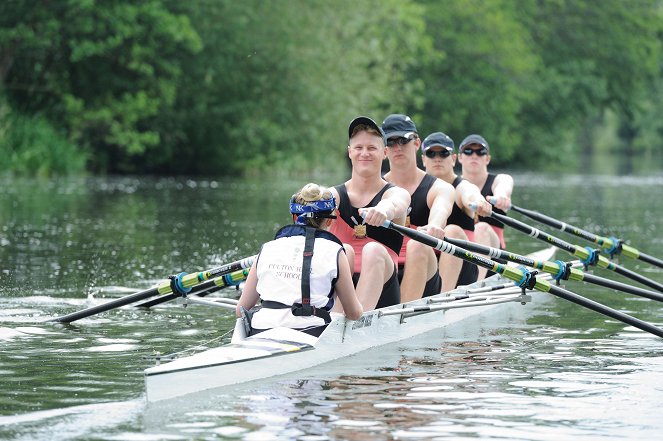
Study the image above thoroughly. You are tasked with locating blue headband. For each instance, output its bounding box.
[290,197,337,225]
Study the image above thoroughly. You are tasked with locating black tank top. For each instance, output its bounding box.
[478,173,506,228]
[335,183,403,256]
[408,174,437,227]
[446,176,475,231]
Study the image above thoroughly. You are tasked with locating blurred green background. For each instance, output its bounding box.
[1,0,662,177]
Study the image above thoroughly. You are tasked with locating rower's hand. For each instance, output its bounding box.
[474,199,493,217]
[418,224,445,239]
[488,195,511,211]
[358,207,388,227]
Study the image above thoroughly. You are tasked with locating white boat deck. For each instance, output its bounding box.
[145,247,557,402]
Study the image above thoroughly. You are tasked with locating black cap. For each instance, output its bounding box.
[422,132,455,152]
[348,116,387,145]
[459,134,489,151]
[381,114,418,139]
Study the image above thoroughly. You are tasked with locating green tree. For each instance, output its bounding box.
[413,0,539,163]
[1,0,201,173]
[153,0,428,176]
[513,0,662,168]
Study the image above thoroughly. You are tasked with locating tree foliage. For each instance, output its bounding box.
[0,0,201,173]
[0,0,662,176]
[156,0,426,175]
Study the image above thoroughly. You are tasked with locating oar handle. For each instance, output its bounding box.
[487,196,512,210]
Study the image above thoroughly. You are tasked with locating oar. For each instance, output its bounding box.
[52,255,256,323]
[505,202,663,269]
[489,212,663,293]
[381,221,663,338]
[444,236,663,302]
[135,269,248,308]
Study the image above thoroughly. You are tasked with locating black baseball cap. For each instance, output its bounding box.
[422,132,455,152]
[459,134,489,151]
[381,114,418,139]
[348,116,387,145]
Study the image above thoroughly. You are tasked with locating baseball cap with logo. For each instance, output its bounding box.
[381,114,418,140]
[422,132,454,152]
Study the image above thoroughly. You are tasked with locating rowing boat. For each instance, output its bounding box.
[144,247,557,402]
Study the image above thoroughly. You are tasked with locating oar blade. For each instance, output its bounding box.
[52,285,165,323]
[52,255,256,323]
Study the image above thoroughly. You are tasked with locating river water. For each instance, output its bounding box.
[1,173,662,440]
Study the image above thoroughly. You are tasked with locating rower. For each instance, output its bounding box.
[329,116,411,310]
[458,134,514,279]
[420,131,492,290]
[236,183,364,337]
[380,114,455,301]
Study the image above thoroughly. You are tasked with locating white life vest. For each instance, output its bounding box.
[251,232,342,330]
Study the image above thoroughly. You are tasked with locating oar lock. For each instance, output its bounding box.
[580,247,601,269]
[605,236,624,259]
[552,260,573,285]
[515,267,538,294]
[169,272,193,298]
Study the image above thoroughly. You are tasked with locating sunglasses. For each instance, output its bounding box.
[460,147,489,156]
[387,136,414,147]
[424,149,451,159]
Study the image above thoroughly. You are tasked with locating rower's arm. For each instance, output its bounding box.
[236,262,260,317]
[427,179,455,229]
[334,250,363,320]
[491,173,514,211]
[458,180,492,217]
[376,186,411,225]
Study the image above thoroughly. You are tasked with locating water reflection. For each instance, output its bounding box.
[134,327,663,440]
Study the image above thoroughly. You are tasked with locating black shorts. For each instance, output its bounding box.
[376,267,400,308]
[422,271,441,298]
[457,259,479,287]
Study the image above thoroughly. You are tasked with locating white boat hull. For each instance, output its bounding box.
[145,247,556,402]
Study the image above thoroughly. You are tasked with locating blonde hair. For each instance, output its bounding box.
[293,183,334,229]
